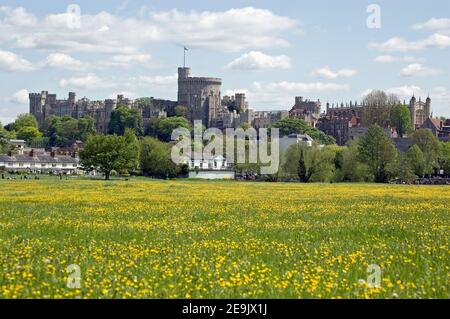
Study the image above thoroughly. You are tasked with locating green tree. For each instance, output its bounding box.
[174,105,189,119]
[390,104,412,137]
[387,155,417,183]
[140,137,180,178]
[79,129,139,180]
[16,126,42,143]
[406,145,426,177]
[335,141,373,182]
[440,142,450,175]
[12,114,38,131]
[297,147,307,182]
[77,116,96,141]
[0,121,12,139]
[357,125,398,183]
[362,90,399,127]
[272,118,336,145]
[135,97,153,108]
[157,116,191,142]
[55,117,79,146]
[410,129,441,176]
[282,144,336,182]
[108,106,144,136]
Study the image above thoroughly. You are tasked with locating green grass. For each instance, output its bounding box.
[0,179,448,299]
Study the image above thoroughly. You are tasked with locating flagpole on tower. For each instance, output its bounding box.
[183,46,188,68]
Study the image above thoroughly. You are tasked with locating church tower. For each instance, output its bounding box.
[409,95,417,129]
[425,96,431,119]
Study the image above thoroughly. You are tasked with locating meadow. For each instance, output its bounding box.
[0,178,448,299]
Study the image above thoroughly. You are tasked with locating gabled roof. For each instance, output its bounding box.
[0,154,79,164]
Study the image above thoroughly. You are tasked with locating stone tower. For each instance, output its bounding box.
[177,67,222,127]
[235,93,247,113]
[409,95,431,130]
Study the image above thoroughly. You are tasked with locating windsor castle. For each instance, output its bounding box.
[29,66,436,145]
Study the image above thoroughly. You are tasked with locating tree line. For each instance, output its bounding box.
[280,125,448,183]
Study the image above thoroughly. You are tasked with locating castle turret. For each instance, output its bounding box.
[425,96,431,119]
[235,93,247,113]
[177,66,222,127]
[178,67,192,80]
[409,95,417,130]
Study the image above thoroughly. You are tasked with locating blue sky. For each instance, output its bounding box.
[1,0,449,124]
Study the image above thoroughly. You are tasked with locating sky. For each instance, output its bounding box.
[0,0,449,124]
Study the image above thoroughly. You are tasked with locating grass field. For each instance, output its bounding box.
[0,178,448,299]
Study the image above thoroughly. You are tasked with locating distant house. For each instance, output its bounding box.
[279,134,314,153]
[0,150,81,174]
[7,139,26,152]
[392,138,413,153]
[421,118,450,141]
[182,154,235,179]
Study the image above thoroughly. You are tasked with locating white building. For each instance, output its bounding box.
[182,154,235,179]
[279,134,314,153]
[0,152,81,174]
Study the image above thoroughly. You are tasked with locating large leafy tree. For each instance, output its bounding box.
[108,105,144,136]
[77,116,96,141]
[140,137,181,178]
[390,104,412,137]
[80,129,140,180]
[387,155,417,184]
[272,118,336,145]
[174,105,189,119]
[362,90,399,127]
[16,126,42,143]
[335,141,373,182]
[440,142,450,176]
[55,117,79,146]
[157,116,191,142]
[406,144,426,177]
[282,144,336,182]
[357,125,398,183]
[410,129,441,176]
[42,115,96,146]
[12,114,38,131]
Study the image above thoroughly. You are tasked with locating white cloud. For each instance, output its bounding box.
[0,6,37,27]
[137,74,178,86]
[311,66,357,79]
[253,81,349,93]
[59,74,109,90]
[386,85,450,116]
[239,81,348,107]
[399,63,441,77]
[99,53,153,69]
[225,81,348,109]
[373,55,421,63]
[0,6,300,54]
[151,7,300,52]
[59,73,178,91]
[6,89,29,104]
[386,85,422,97]
[413,18,450,31]
[0,49,35,71]
[44,53,84,70]
[369,33,450,52]
[225,51,292,71]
